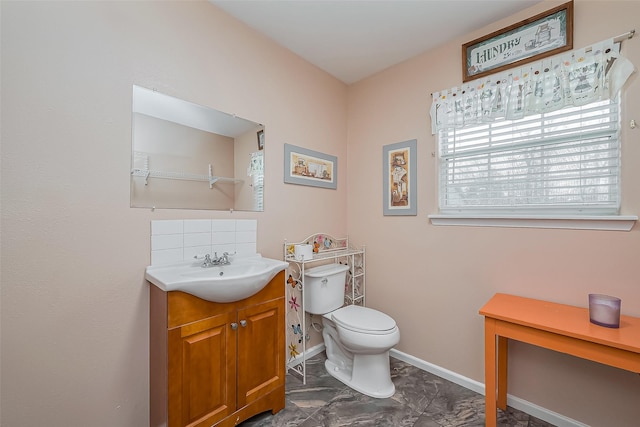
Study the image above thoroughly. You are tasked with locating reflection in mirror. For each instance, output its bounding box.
[130,85,264,211]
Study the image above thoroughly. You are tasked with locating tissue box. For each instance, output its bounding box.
[294,244,314,261]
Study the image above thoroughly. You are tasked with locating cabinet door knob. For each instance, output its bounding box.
[231,323,238,330]
[240,320,247,327]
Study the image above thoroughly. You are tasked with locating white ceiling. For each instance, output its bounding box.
[210,0,543,84]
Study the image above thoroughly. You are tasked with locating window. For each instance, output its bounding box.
[249,151,264,211]
[438,99,620,216]
[252,168,264,211]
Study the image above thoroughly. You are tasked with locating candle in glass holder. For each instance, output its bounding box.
[589,294,621,328]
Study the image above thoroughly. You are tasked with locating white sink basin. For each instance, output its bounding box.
[145,254,288,303]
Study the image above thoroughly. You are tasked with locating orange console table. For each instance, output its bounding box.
[479,293,640,427]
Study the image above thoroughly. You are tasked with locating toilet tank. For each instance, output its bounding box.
[304,263,350,314]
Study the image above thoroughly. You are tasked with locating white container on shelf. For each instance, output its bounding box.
[294,244,313,261]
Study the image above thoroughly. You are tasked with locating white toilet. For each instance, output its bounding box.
[304,263,400,398]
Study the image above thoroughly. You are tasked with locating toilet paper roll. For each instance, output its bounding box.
[294,244,314,261]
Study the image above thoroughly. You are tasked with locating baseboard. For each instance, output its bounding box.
[287,343,326,370]
[390,348,589,427]
[389,348,485,395]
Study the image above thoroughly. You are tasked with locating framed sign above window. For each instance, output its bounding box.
[462,0,573,82]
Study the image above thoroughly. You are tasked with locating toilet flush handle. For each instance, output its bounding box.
[321,278,328,285]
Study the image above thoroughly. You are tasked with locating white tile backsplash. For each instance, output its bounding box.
[212,231,236,245]
[151,220,183,235]
[151,234,183,250]
[211,219,236,232]
[184,232,211,247]
[184,219,212,233]
[235,231,256,244]
[184,245,213,261]
[236,242,257,256]
[212,243,236,256]
[236,219,257,231]
[150,219,257,266]
[151,248,183,266]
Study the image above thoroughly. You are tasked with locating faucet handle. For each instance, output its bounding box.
[197,253,215,268]
[217,251,234,265]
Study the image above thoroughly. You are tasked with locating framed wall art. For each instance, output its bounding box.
[284,143,337,189]
[383,139,416,216]
[462,0,573,82]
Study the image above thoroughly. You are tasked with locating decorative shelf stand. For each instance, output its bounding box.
[283,233,365,383]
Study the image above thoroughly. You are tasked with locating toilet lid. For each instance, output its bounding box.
[331,305,397,335]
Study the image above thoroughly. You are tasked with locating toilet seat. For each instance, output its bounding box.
[331,305,397,335]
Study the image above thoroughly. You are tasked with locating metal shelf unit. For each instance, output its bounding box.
[283,233,365,383]
[131,153,241,188]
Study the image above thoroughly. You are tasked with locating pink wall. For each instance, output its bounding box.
[3,1,639,426]
[347,1,640,425]
[1,2,347,426]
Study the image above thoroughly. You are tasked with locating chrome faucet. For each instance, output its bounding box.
[215,252,231,265]
[197,252,232,268]
[200,254,216,268]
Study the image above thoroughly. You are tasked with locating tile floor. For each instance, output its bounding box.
[239,353,556,427]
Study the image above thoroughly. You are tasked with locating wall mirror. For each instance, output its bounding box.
[130,85,264,211]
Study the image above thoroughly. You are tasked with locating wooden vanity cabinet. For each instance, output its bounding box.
[150,271,286,427]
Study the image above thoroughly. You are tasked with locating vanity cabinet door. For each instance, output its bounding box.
[168,311,237,427]
[236,297,285,408]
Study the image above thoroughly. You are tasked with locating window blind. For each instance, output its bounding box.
[253,171,264,211]
[249,151,264,211]
[438,99,620,215]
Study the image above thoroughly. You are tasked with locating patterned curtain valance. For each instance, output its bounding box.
[430,38,635,134]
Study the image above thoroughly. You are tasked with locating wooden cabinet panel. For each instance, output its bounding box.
[237,297,285,408]
[169,312,236,427]
[152,271,285,427]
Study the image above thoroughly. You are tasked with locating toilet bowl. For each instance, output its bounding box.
[322,305,400,398]
[304,263,400,398]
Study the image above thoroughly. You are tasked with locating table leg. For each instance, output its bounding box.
[497,336,508,410]
[484,318,497,427]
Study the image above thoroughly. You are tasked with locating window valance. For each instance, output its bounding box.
[430,38,635,134]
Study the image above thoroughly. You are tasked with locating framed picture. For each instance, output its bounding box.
[383,139,416,216]
[257,129,265,150]
[284,143,337,189]
[462,1,573,82]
